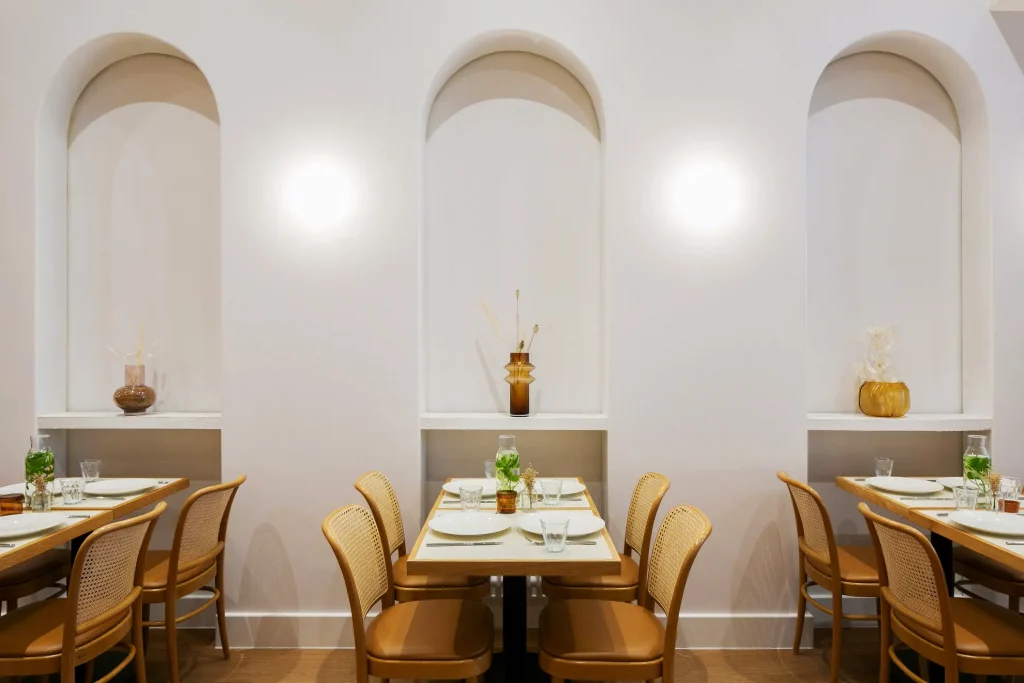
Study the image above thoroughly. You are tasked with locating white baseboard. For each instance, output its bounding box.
[225,609,815,650]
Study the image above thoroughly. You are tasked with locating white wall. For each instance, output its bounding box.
[808,52,962,413]
[0,0,1023,650]
[67,54,220,412]
[424,51,602,414]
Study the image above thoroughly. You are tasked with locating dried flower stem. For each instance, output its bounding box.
[480,301,507,345]
[526,324,539,352]
[515,289,520,353]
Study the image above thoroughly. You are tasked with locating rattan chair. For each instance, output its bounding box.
[355,471,489,602]
[141,475,246,683]
[0,502,164,683]
[778,471,880,683]
[543,472,670,603]
[538,504,711,682]
[0,548,71,613]
[860,502,1024,682]
[323,504,493,683]
[954,545,1024,612]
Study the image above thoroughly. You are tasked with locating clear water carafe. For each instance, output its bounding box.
[963,434,991,509]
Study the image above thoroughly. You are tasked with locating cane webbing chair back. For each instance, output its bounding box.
[861,503,947,634]
[323,505,391,621]
[624,472,671,556]
[355,471,406,556]
[70,502,164,632]
[177,486,234,567]
[646,505,712,616]
[779,472,836,567]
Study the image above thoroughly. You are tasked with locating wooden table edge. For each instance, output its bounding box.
[407,477,620,576]
[0,510,114,572]
[51,478,190,519]
[835,476,956,518]
[909,509,1024,575]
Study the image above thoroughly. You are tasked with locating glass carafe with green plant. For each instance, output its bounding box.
[963,434,991,509]
[25,434,54,511]
[494,435,520,513]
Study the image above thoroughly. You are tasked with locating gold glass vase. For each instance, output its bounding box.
[858,381,910,418]
[504,352,535,416]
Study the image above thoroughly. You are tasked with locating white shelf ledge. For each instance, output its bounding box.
[807,413,992,432]
[37,412,221,430]
[420,413,607,431]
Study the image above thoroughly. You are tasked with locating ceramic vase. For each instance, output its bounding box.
[113,364,157,415]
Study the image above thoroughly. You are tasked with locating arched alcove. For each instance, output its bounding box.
[36,36,221,415]
[423,50,603,414]
[807,51,962,413]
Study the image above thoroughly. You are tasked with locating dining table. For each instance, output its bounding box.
[837,474,1024,681]
[0,477,190,571]
[407,477,620,683]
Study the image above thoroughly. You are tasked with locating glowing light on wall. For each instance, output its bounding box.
[668,157,743,233]
[282,158,354,233]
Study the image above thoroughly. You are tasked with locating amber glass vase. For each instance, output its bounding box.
[113,364,157,415]
[858,381,910,418]
[504,352,535,416]
[496,490,518,514]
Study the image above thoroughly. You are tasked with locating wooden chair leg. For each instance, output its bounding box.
[134,600,148,683]
[793,564,807,654]
[142,603,151,654]
[83,659,95,683]
[216,555,230,660]
[829,595,843,683]
[166,597,180,683]
[879,600,891,683]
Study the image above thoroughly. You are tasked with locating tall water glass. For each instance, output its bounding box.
[540,479,563,506]
[484,460,496,480]
[874,458,894,478]
[80,460,101,483]
[60,478,84,505]
[954,485,979,511]
[540,517,569,553]
[459,485,483,512]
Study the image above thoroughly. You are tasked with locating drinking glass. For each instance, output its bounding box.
[540,517,569,553]
[60,478,84,506]
[459,485,483,512]
[954,485,979,511]
[484,460,496,480]
[874,458,894,478]
[540,479,563,506]
[80,460,101,483]
[1001,477,1021,514]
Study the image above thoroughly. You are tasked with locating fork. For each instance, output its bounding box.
[528,539,597,546]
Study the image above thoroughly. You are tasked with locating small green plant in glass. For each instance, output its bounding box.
[495,434,520,492]
[962,434,991,508]
[25,434,54,500]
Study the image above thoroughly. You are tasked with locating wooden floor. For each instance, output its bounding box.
[130,628,889,683]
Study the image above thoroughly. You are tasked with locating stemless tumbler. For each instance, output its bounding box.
[540,479,563,506]
[874,458,894,478]
[459,484,484,512]
[954,485,979,511]
[80,460,101,482]
[541,517,569,553]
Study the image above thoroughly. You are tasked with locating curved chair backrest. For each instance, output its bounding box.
[64,502,165,658]
[859,503,955,647]
[355,471,407,559]
[169,475,246,580]
[646,505,712,682]
[323,505,393,683]
[624,472,670,604]
[778,471,838,576]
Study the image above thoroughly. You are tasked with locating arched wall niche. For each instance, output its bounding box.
[806,32,992,418]
[420,37,606,515]
[35,33,221,416]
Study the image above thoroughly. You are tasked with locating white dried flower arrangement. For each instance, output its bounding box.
[857,326,899,383]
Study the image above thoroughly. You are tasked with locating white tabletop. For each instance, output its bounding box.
[0,509,111,571]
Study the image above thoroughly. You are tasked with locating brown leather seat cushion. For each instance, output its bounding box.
[540,599,664,662]
[807,545,879,584]
[546,553,639,589]
[392,555,487,589]
[955,546,1024,584]
[907,598,1024,657]
[142,550,210,590]
[0,549,70,587]
[0,599,121,657]
[365,599,492,661]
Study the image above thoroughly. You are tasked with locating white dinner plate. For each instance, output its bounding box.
[535,479,587,496]
[0,512,67,540]
[936,477,979,491]
[0,482,56,496]
[84,479,158,496]
[428,512,512,537]
[517,512,606,538]
[866,477,943,495]
[443,479,500,497]
[949,510,1024,537]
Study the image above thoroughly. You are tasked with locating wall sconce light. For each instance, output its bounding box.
[283,158,354,233]
[668,157,743,233]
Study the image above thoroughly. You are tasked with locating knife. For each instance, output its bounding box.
[426,541,504,547]
[900,497,953,500]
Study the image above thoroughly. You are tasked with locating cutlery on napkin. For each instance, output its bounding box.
[67,514,91,519]
[426,541,504,547]
[528,540,597,546]
[0,543,14,548]
[900,497,953,500]
[1007,541,1024,546]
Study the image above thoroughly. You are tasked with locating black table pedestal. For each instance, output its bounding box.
[486,576,547,682]
[926,532,955,683]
